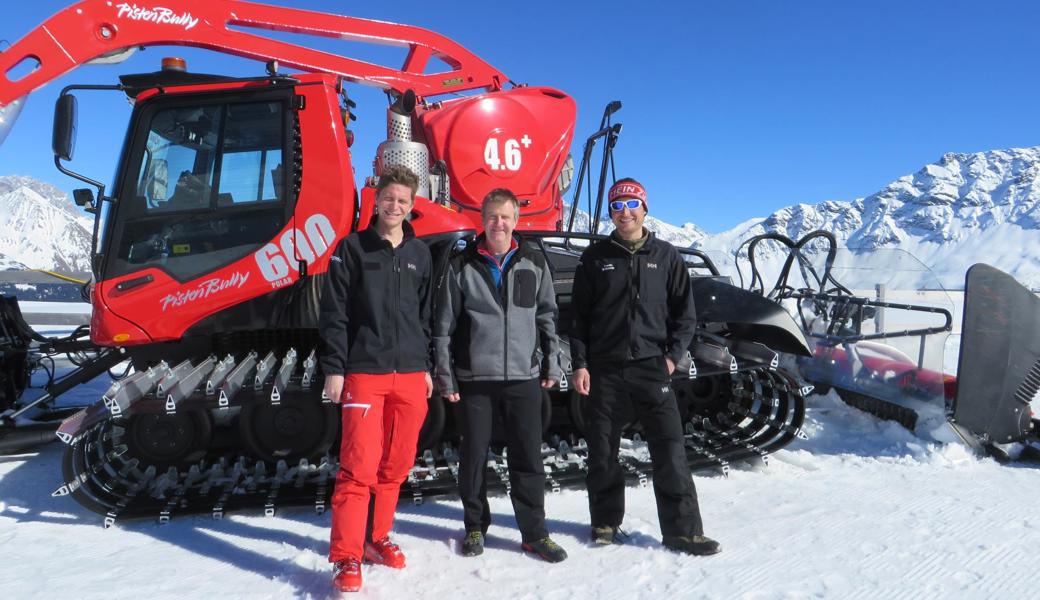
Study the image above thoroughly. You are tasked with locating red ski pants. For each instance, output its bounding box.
[329,372,428,562]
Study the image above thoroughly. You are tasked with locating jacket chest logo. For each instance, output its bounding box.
[600,263,615,272]
[646,262,658,269]
[406,262,417,271]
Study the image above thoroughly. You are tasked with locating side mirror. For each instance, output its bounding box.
[52,94,78,162]
[73,188,96,214]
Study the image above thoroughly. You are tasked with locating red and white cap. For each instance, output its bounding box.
[607,179,648,211]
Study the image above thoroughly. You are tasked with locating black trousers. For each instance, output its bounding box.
[458,379,548,542]
[586,356,704,538]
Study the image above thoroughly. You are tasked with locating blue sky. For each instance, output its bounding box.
[4,0,1040,232]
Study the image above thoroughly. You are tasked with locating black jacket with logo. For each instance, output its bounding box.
[569,232,696,368]
[318,220,432,375]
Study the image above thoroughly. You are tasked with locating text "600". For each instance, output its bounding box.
[254,214,336,283]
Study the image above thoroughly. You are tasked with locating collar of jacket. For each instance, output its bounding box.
[475,234,520,266]
[609,228,656,254]
[468,231,529,261]
[359,216,417,251]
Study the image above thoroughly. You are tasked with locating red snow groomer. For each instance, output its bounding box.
[0,0,814,524]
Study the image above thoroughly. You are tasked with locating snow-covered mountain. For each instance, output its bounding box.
[653,147,1040,290]
[0,175,93,276]
[6,145,1040,288]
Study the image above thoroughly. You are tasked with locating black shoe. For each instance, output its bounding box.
[521,537,568,563]
[461,531,484,557]
[590,525,618,545]
[662,535,722,556]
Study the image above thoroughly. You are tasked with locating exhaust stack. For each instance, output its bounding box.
[375,89,434,199]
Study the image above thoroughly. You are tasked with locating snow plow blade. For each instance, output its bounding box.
[948,264,1040,449]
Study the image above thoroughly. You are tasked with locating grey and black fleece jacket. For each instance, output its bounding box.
[433,234,563,394]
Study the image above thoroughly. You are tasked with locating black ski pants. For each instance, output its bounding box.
[585,356,704,538]
[457,379,548,542]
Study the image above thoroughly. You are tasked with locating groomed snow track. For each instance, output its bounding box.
[52,348,807,526]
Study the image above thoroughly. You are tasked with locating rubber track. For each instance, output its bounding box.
[53,350,807,526]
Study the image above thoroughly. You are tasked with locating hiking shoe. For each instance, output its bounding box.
[590,525,618,545]
[332,557,362,593]
[461,531,484,557]
[662,535,722,556]
[521,537,568,563]
[364,536,406,569]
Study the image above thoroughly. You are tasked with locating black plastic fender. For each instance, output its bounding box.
[691,277,812,357]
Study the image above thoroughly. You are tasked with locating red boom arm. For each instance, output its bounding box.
[0,0,507,109]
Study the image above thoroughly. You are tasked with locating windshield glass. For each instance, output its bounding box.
[110,99,288,281]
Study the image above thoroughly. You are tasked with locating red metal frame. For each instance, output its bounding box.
[0,0,507,107]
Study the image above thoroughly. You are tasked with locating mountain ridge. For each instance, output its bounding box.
[639,146,1040,290]
[0,175,92,277]
[4,145,1039,288]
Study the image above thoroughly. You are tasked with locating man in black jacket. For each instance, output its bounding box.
[319,165,433,593]
[570,177,721,556]
[433,188,567,562]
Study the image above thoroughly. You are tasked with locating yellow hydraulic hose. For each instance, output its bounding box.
[28,269,89,285]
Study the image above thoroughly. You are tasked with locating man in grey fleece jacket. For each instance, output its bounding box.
[433,188,567,562]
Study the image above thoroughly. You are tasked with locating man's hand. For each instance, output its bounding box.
[424,372,433,399]
[540,378,557,389]
[323,374,345,404]
[665,357,676,375]
[442,392,461,403]
[572,367,590,395]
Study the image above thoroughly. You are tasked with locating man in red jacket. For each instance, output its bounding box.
[319,165,434,593]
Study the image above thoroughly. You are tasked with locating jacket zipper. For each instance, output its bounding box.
[502,268,509,380]
[474,241,521,379]
[392,248,400,373]
[628,253,638,360]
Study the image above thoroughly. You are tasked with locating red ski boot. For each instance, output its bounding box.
[332,557,362,592]
[364,536,406,569]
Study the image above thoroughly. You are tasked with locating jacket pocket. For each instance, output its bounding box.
[398,266,420,310]
[639,258,668,302]
[512,269,537,308]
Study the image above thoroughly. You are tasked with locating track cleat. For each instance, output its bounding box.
[662,534,722,556]
[460,531,484,557]
[364,536,406,568]
[332,557,362,592]
[590,525,619,545]
[521,537,568,563]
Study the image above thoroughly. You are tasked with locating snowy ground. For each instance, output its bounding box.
[1,363,1038,599]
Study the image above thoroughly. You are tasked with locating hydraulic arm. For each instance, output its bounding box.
[0,0,507,113]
